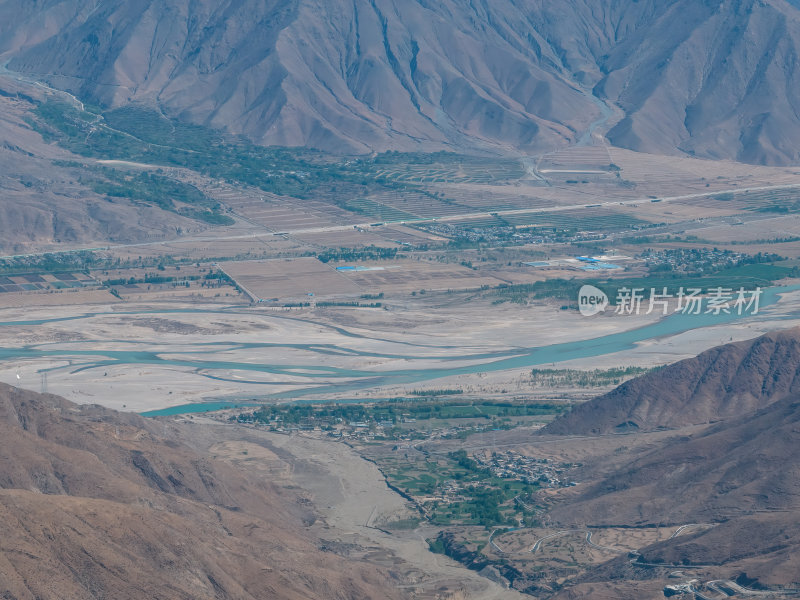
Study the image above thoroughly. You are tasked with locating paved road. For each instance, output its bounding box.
[530,529,581,553]
[670,523,697,538]
[488,528,508,554]
[706,580,800,597]
[3,168,800,263]
[585,530,624,553]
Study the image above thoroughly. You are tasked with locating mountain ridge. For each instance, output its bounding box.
[550,393,800,526]
[543,328,800,435]
[0,382,402,600]
[3,0,800,163]
[541,335,800,592]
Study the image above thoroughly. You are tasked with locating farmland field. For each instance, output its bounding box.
[221,257,363,300]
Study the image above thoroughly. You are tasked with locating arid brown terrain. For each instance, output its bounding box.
[532,330,800,597]
[1,1,800,598]
[0,77,210,251]
[3,0,800,163]
[544,328,800,434]
[0,382,403,600]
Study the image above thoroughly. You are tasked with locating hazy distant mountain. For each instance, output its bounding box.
[0,0,598,154]
[2,0,800,163]
[543,328,800,434]
[596,0,800,165]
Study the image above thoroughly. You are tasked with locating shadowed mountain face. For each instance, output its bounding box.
[0,383,401,600]
[546,394,800,591]
[543,333,800,591]
[551,394,800,525]
[2,0,800,162]
[543,328,800,435]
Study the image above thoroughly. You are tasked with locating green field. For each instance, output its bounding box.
[489,261,799,304]
[32,101,527,219]
[376,452,539,527]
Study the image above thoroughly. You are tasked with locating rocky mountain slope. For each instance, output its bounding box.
[551,393,800,525]
[2,0,800,162]
[543,328,800,434]
[546,395,800,592]
[542,331,800,592]
[556,511,800,598]
[0,383,401,600]
[0,76,209,252]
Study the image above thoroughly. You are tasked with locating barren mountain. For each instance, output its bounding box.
[543,328,800,435]
[588,0,800,165]
[0,383,401,600]
[551,393,800,525]
[542,393,800,593]
[539,335,800,593]
[555,512,800,598]
[2,0,800,162]
[0,0,597,155]
[0,77,209,252]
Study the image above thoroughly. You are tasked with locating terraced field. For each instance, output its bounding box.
[367,190,475,218]
[340,197,420,222]
[374,156,526,184]
[447,208,652,231]
[537,146,614,173]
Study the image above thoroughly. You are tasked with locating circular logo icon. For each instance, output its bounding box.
[578,285,608,316]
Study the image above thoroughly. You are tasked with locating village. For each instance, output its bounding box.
[473,450,578,489]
